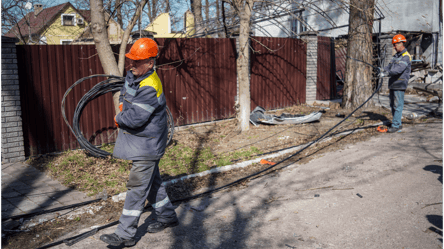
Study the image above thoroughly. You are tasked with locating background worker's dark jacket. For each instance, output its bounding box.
[113,69,168,161]
[383,48,412,90]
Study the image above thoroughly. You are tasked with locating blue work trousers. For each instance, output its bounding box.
[389,90,405,129]
[115,160,177,239]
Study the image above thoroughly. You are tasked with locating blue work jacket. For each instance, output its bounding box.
[383,48,412,90]
[113,69,168,161]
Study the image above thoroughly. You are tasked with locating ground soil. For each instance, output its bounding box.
[2,102,435,249]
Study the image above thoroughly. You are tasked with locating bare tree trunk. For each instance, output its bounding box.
[342,0,375,109]
[90,0,121,114]
[90,0,148,114]
[190,0,204,36]
[237,0,253,131]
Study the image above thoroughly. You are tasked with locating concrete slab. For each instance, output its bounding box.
[1,189,22,198]
[1,203,17,213]
[1,161,92,220]
[1,163,13,170]
[12,199,41,212]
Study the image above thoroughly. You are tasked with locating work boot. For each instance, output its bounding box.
[387,126,402,133]
[100,233,135,247]
[389,123,402,130]
[147,220,179,233]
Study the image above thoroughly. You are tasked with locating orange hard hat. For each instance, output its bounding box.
[125,38,158,60]
[392,34,406,44]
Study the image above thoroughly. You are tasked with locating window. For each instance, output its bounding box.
[291,9,306,37]
[61,14,76,26]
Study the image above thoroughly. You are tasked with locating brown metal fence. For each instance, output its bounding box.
[155,38,237,126]
[250,37,307,110]
[16,39,238,156]
[16,45,115,156]
[16,37,317,157]
[317,36,336,100]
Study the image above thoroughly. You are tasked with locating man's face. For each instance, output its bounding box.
[393,42,405,53]
[129,58,154,77]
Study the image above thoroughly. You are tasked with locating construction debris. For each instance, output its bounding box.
[250,106,322,125]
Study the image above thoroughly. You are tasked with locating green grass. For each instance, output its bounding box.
[159,144,263,176]
[30,142,263,196]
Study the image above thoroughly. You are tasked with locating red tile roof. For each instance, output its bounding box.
[4,2,89,38]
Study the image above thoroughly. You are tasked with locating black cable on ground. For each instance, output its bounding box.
[36,80,384,249]
[2,199,102,222]
[61,74,175,158]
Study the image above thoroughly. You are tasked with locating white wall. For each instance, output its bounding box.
[253,0,442,65]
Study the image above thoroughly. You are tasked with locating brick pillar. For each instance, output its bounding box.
[2,36,25,163]
[300,31,318,103]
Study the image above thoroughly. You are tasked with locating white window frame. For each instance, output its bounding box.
[60,39,73,45]
[61,14,76,26]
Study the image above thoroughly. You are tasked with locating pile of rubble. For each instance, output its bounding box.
[409,62,443,85]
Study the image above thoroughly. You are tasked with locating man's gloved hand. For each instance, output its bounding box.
[378,68,387,78]
[119,103,123,112]
[114,116,119,128]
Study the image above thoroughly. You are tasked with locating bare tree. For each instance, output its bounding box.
[342,0,375,109]
[233,0,254,131]
[191,0,204,35]
[90,0,148,114]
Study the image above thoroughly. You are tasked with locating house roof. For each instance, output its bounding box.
[5,2,88,39]
[76,9,91,23]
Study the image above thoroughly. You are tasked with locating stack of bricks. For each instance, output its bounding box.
[301,31,318,102]
[2,36,25,163]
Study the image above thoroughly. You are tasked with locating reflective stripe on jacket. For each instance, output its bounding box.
[113,69,168,161]
[383,48,412,90]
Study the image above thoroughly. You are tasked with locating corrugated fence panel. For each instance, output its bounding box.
[155,38,237,126]
[250,37,307,110]
[317,36,336,100]
[17,45,115,156]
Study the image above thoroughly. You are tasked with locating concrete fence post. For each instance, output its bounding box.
[300,31,318,103]
[2,36,25,163]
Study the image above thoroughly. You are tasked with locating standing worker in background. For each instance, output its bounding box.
[379,34,412,133]
[100,38,179,247]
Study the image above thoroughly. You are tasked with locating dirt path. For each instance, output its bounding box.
[36,121,443,249]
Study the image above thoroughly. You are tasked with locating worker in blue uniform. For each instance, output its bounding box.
[100,38,179,247]
[379,34,412,133]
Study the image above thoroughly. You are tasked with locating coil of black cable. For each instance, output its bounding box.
[62,74,174,158]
